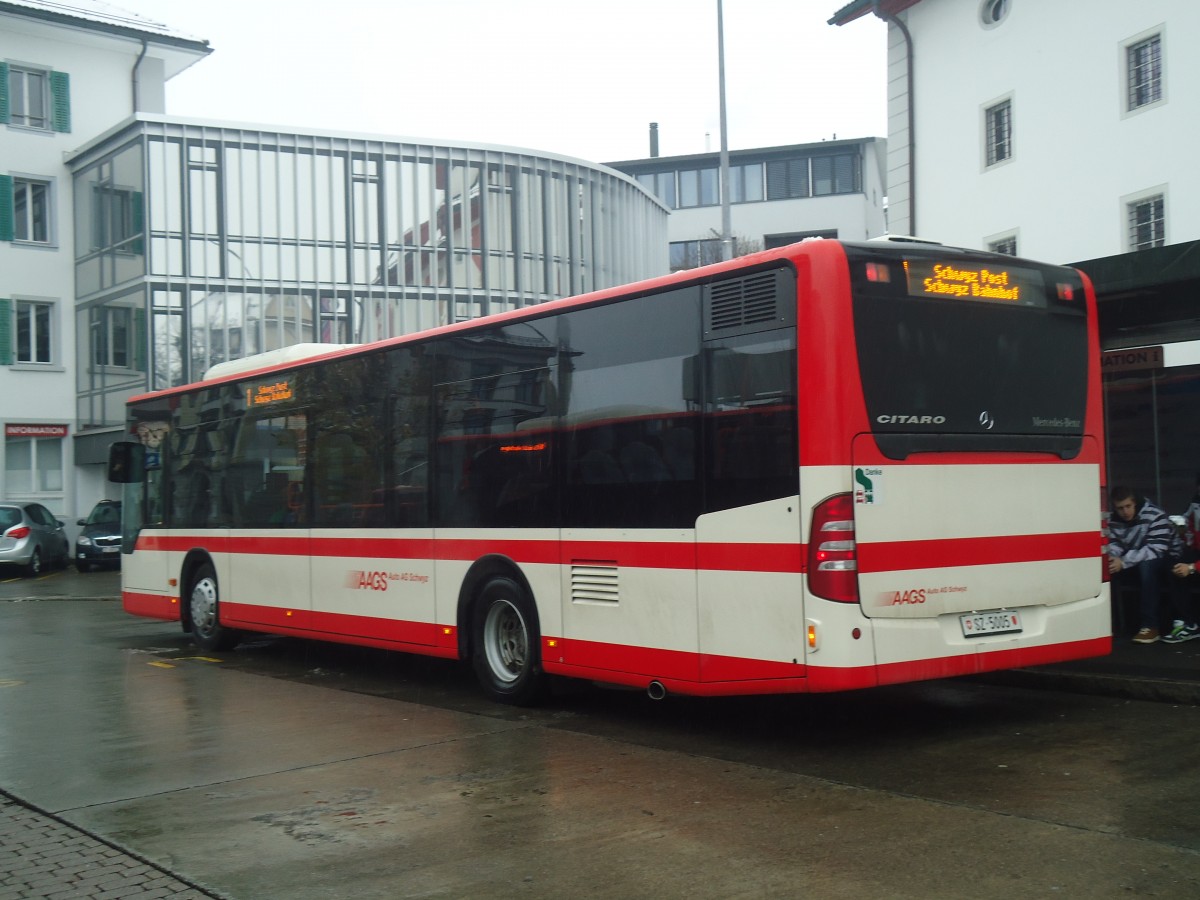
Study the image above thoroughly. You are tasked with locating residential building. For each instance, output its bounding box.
[607,136,887,271]
[829,0,1200,513]
[1,0,209,525]
[829,0,1196,263]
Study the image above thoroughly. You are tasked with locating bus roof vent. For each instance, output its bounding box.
[703,268,795,339]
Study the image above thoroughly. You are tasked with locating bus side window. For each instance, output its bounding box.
[389,348,431,528]
[559,287,702,529]
[703,335,798,514]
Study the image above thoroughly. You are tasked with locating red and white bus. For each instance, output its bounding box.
[108,238,1110,704]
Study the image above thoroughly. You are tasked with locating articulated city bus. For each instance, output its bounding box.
[108,238,1110,704]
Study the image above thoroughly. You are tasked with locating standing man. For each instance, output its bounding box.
[1108,486,1181,643]
[1166,471,1200,642]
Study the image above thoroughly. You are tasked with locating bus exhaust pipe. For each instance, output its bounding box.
[647,680,668,701]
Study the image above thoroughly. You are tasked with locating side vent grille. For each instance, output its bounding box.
[704,269,794,339]
[571,561,619,605]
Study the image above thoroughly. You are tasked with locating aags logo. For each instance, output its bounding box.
[347,570,391,592]
[885,589,926,605]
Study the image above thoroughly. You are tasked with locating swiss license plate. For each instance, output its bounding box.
[102,546,119,553]
[960,610,1022,638]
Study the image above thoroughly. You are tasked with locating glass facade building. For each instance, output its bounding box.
[68,116,669,432]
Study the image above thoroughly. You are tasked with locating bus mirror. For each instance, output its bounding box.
[108,441,145,484]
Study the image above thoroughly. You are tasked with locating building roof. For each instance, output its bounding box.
[605,136,883,171]
[828,0,921,26]
[1,0,209,51]
[1074,241,1200,348]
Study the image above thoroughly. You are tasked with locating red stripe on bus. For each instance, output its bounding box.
[858,531,1100,572]
[544,634,1111,696]
[543,636,698,681]
[123,590,179,621]
[543,636,805,684]
[218,602,456,656]
[134,533,803,573]
[871,634,1111,687]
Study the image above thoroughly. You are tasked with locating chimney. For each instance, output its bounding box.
[649,122,659,158]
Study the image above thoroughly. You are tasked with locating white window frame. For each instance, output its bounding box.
[6,63,51,130]
[90,180,140,253]
[982,93,1015,170]
[11,296,58,367]
[985,230,1019,257]
[1122,26,1166,118]
[90,304,135,371]
[4,434,65,495]
[1121,186,1167,252]
[11,175,54,245]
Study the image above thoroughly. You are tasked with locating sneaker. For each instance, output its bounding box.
[1133,627,1160,644]
[1162,623,1200,644]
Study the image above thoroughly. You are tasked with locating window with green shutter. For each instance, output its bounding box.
[134,309,147,372]
[0,62,9,124]
[0,175,13,242]
[0,299,12,366]
[1,64,69,132]
[50,71,70,133]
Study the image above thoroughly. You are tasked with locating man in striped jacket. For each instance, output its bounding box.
[1108,486,1183,644]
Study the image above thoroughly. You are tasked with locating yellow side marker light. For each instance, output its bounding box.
[807,624,818,651]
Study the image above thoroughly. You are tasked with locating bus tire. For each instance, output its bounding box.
[470,576,546,706]
[187,562,240,652]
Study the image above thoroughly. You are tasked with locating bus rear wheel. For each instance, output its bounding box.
[187,562,240,652]
[471,576,546,706]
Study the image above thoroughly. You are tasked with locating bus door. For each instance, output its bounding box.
[225,411,313,632]
[118,423,173,606]
[695,303,803,685]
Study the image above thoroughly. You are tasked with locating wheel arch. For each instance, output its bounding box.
[455,554,536,662]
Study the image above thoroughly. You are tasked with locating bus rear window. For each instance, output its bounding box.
[846,246,1089,459]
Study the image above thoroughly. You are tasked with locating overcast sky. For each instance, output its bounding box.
[112,0,887,163]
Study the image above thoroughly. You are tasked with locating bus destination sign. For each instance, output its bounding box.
[247,379,295,407]
[903,260,1043,307]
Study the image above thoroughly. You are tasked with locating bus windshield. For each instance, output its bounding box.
[845,244,1089,459]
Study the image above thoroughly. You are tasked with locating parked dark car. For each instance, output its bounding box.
[0,502,70,576]
[75,500,123,572]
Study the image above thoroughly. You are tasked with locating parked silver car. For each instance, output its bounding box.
[0,502,70,576]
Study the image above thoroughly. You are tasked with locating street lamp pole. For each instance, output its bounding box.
[717,0,732,261]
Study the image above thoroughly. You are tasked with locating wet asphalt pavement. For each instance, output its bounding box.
[3,567,1200,898]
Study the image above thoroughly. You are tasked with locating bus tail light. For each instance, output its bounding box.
[808,493,859,603]
[865,261,891,283]
[5,525,31,540]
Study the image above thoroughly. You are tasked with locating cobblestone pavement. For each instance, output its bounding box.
[0,792,221,900]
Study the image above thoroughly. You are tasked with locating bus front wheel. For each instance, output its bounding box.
[471,576,546,706]
[187,563,240,652]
